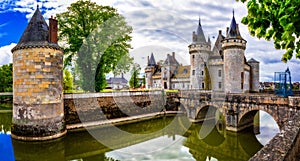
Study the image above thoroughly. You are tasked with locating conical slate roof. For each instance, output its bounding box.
[247,58,259,63]
[226,10,243,39]
[11,6,61,52]
[148,53,156,66]
[195,18,207,43]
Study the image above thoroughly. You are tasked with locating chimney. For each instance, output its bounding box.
[121,73,124,78]
[49,16,58,43]
[219,30,222,35]
[147,56,149,64]
[172,52,175,59]
[226,27,229,37]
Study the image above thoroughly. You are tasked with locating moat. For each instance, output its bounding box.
[0,109,279,161]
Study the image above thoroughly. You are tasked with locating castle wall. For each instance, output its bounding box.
[208,63,224,91]
[248,61,260,92]
[12,47,65,140]
[243,70,250,92]
[223,48,245,93]
[171,78,190,90]
[189,44,210,89]
[145,67,154,89]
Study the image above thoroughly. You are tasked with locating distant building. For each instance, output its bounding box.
[106,74,128,89]
[145,12,260,93]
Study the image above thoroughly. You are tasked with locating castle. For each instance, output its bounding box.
[145,12,260,93]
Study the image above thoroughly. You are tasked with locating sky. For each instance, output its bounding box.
[1,0,300,82]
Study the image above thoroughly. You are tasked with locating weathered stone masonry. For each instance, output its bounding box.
[64,92,179,125]
[11,7,65,141]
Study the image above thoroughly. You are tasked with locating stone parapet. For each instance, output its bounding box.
[64,92,179,125]
[250,111,300,161]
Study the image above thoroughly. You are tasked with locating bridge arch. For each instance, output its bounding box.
[237,104,281,132]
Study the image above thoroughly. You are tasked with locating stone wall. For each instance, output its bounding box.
[64,92,179,125]
[12,47,64,140]
[249,111,300,161]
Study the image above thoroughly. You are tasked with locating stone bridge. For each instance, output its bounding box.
[179,90,300,132]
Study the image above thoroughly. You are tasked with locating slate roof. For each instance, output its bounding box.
[195,18,207,43]
[11,6,61,52]
[173,65,191,78]
[148,53,156,66]
[106,77,128,84]
[226,10,243,40]
[164,54,179,66]
[248,58,259,63]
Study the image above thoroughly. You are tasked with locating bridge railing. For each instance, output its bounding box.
[64,90,164,99]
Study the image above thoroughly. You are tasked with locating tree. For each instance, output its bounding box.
[236,0,300,62]
[63,69,73,92]
[142,75,146,88]
[57,0,133,92]
[129,63,141,89]
[0,63,13,92]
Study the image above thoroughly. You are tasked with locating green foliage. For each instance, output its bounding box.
[63,69,74,92]
[204,65,211,90]
[0,63,13,92]
[129,63,141,88]
[237,0,300,62]
[57,0,133,92]
[142,75,146,86]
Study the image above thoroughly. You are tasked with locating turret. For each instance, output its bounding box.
[145,53,156,88]
[11,6,65,141]
[189,18,211,89]
[248,58,260,92]
[222,10,247,93]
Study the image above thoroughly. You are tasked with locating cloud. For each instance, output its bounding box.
[0,32,7,38]
[4,0,299,81]
[0,43,15,66]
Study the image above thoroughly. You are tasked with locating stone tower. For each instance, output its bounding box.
[222,11,247,93]
[145,53,156,89]
[248,58,260,92]
[11,6,65,140]
[189,18,211,89]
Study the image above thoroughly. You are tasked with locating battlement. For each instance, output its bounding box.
[222,38,247,50]
[188,43,211,53]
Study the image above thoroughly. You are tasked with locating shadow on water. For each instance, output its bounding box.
[182,120,263,161]
[0,111,264,161]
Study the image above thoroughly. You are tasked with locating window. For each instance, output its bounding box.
[192,70,195,75]
[202,83,205,89]
[218,70,222,77]
[201,71,204,75]
[219,82,222,89]
[183,84,185,88]
[241,72,244,89]
[192,55,195,59]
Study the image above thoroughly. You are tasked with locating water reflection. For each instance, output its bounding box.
[256,111,280,145]
[0,112,276,161]
[0,112,12,134]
